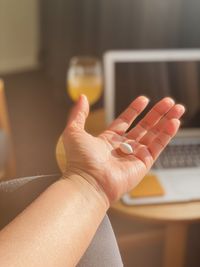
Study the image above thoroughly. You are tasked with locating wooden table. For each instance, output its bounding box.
[56,108,200,267]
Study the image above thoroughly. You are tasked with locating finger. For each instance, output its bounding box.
[140,104,185,146]
[124,140,153,169]
[67,94,89,130]
[148,119,180,160]
[134,145,154,170]
[126,97,175,140]
[107,96,149,135]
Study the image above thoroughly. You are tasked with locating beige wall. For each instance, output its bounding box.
[0,0,39,74]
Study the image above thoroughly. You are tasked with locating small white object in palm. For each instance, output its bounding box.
[119,142,133,155]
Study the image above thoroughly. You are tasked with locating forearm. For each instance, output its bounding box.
[0,176,109,267]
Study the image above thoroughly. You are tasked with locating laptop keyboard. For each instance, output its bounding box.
[154,143,200,169]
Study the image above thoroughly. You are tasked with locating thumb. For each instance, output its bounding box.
[67,94,89,130]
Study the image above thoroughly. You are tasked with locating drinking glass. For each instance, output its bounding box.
[67,56,103,105]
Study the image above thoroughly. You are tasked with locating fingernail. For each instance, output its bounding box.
[165,97,175,105]
[139,95,150,103]
[80,94,89,103]
[172,118,181,127]
[177,104,186,113]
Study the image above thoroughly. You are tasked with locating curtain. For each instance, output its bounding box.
[40,0,200,112]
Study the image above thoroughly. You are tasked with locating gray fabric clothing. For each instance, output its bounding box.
[0,174,123,266]
[77,215,123,267]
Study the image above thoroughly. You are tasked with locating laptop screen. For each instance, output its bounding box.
[104,50,200,128]
[115,61,200,128]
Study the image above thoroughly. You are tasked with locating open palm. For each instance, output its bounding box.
[63,95,185,203]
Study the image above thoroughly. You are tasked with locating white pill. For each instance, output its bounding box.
[119,143,133,154]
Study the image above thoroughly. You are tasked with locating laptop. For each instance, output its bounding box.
[103,50,200,205]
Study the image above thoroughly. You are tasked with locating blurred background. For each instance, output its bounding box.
[1,0,200,266]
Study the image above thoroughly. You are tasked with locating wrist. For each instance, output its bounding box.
[62,170,110,210]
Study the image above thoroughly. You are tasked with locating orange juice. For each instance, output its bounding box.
[68,76,102,105]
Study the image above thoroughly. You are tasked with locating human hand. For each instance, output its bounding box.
[62,95,185,204]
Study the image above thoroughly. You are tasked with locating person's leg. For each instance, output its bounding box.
[0,175,123,266]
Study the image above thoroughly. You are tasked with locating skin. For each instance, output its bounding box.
[0,95,185,267]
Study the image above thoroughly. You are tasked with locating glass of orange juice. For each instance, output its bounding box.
[67,56,103,105]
